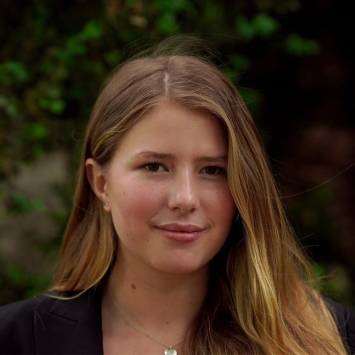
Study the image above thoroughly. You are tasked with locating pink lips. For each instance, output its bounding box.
[156,223,204,243]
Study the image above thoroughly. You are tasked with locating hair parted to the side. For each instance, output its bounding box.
[52,37,348,354]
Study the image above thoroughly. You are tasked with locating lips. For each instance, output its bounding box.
[155,223,204,243]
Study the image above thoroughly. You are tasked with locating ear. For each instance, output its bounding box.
[85,158,111,212]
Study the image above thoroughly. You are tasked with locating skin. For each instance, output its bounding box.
[86,101,236,354]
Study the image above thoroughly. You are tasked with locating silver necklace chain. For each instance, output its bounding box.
[109,291,184,355]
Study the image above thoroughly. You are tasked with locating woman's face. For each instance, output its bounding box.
[90,101,235,276]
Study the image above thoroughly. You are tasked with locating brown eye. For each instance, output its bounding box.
[203,166,225,175]
[144,163,163,172]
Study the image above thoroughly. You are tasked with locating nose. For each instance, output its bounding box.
[167,170,200,213]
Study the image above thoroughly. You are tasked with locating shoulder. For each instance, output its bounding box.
[0,288,101,324]
[0,295,49,354]
[326,298,355,354]
[0,294,48,328]
[0,288,103,354]
[0,294,45,317]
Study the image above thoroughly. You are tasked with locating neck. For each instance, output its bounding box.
[102,255,209,345]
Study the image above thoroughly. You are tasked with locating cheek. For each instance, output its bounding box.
[108,178,164,229]
[206,188,235,228]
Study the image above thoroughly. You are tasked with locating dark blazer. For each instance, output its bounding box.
[0,287,103,354]
[1,287,355,354]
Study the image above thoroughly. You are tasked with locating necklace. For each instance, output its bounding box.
[109,291,184,355]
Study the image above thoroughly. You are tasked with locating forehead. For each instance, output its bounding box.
[115,101,228,157]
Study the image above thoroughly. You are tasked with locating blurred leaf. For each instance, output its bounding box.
[251,14,280,38]
[0,95,19,116]
[235,14,279,41]
[104,49,122,65]
[235,16,255,41]
[0,62,29,84]
[0,263,51,305]
[55,20,103,63]
[230,54,251,71]
[126,0,140,4]
[239,87,262,106]
[312,262,354,303]
[157,0,190,12]
[285,33,321,56]
[156,12,180,35]
[39,98,66,114]
[81,20,103,40]
[25,123,48,139]
[6,193,47,215]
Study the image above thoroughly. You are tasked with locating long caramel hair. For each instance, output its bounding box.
[52,40,348,354]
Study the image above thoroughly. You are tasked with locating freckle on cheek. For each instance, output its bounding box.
[131,284,136,290]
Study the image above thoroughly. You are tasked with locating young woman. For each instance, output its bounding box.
[1,42,354,355]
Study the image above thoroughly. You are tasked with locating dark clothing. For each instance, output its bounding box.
[0,288,103,354]
[0,287,355,354]
[327,298,355,354]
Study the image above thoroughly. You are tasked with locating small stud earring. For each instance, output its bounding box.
[103,202,109,208]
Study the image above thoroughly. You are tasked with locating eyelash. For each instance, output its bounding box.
[142,162,166,172]
[202,165,226,175]
[141,163,226,175]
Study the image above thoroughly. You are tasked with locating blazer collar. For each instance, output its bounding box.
[33,286,104,354]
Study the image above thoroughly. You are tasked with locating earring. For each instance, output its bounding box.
[103,202,109,208]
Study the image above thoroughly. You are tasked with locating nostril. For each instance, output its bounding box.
[168,191,198,212]
[167,172,200,212]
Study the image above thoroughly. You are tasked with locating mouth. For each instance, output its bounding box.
[155,223,204,243]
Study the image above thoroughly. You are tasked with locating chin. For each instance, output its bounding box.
[152,257,209,276]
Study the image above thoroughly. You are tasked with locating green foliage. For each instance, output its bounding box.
[0,62,29,84]
[157,0,190,13]
[0,95,18,117]
[235,14,280,41]
[285,33,321,56]
[156,12,180,35]
[56,20,103,63]
[0,263,51,306]
[155,0,191,35]
[238,87,263,117]
[291,186,333,230]
[230,54,251,72]
[25,122,49,139]
[313,262,354,304]
[5,193,46,215]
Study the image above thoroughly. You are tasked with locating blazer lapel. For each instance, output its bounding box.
[33,288,103,354]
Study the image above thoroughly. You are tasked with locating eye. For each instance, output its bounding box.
[202,165,226,175]
[143,163,166,172]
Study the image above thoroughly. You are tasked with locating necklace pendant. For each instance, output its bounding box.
[164,346,177,355]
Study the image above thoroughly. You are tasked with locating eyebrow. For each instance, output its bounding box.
[133,151,227,162]
[134,151,174,160]
[195,156,227,163]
